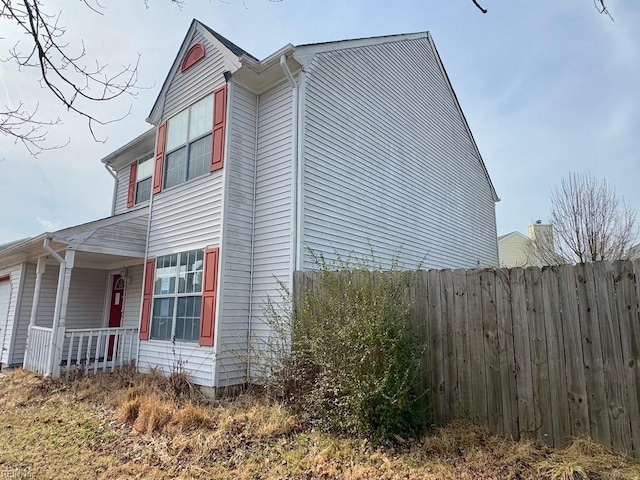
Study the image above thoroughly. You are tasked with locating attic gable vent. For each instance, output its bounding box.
[181,43,205,72]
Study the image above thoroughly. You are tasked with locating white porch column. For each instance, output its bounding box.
[46,249,75,378]
[23,257,46,367]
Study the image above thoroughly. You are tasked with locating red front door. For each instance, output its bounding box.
[108,274,124,357]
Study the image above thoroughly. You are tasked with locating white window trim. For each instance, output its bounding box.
[150,250,204,343]
[134,152,154,205]
[163,95,214,190]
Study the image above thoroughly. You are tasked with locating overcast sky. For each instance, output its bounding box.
[1,0,638,245]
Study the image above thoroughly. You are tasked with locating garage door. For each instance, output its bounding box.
[0,277,11,365]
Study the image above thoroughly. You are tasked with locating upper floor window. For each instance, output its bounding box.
[164,95,213,189]
[135,154,153,204]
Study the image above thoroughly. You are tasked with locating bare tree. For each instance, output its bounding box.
[0,0,149,155]
[546,173,637,264]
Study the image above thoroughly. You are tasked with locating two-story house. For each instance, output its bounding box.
[0,21,499,391]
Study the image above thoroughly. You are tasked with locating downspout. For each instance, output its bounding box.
[104,164,118,216]
[246,86,260,383]
[43,236,66,377]
[279,55,299,278]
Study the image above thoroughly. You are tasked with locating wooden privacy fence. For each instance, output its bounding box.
[293,260,640,458]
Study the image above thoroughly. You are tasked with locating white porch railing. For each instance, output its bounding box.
[23,326,53,376]
[62,327,138,376]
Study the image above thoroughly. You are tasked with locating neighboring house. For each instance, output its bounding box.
[0,21,499,389]
[498,221,560,268]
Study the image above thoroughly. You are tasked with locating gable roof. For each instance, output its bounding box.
[199,23,257,61]
[147,19,251,124]
[0,208,149,269]
[145,23,498,202]
[498,231,530,243]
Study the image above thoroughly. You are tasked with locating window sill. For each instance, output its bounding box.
[143,338,210,348]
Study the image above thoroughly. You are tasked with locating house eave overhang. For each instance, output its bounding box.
[100,128,156,171]
[0,208,149,269]
[233,45,300,94]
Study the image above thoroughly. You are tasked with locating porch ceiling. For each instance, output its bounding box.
[0,208,149,269]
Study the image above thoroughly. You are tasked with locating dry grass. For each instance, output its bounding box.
[1,369,639,479]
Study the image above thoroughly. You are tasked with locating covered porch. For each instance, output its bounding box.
[0,208,148,378]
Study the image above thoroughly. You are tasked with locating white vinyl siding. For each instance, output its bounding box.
[147,173,223,256]
[217,83,257,387]
[113,166,130,215]
[12,264,57,365]
[0,265,22,366]
[113,163,153,215]
[65,268,107,330]
[301,37,498,270]
[162,31,227,120]
[137,342,215,387]
[139,28,232,388]
[249,80,294,373]
[12,264,142,366]
[121,264,144,329]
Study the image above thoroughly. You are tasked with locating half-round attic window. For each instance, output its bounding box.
[181,43,205,73]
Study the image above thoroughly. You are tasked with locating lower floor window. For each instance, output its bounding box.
[150,249,204,342]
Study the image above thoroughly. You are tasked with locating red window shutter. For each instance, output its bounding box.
[211,86,227,172]
[199,247,220,346]
[153,121,167,195]
[139,257,156,340]
[126,162,137,208]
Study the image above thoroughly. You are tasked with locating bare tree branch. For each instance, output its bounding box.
[0,0,142,155]
[472,0,487,14]
[594,0,614,20]
[0,101,68,155]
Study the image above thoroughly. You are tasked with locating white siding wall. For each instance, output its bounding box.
[301,37,498,270]
[139,31,231,388]
[162,30,228,120]
[137,343,215,387]
[113,164,153,216]
[65,268,107,330]
[122,264,144,329]
[12,264,57,364]
[113,166,130,215]
[140,173,222,387]
[147,174,223,256]
[11,265,111,365]
[216,83,257,387]
[0,265,22,366]
[249,80,294,376]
